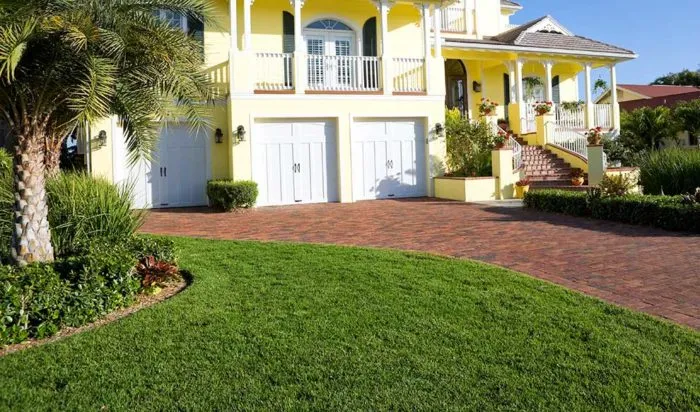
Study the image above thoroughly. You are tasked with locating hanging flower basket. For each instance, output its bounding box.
[533,101,553,116]
[479,98,498,116]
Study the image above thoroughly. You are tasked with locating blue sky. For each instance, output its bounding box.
[511,0,699,89]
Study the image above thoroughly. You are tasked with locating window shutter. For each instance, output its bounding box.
[552,76,561,104]
[283,12,295,53]
[363,18,377,57]
[187,16,204,45]
[503,73,511,106]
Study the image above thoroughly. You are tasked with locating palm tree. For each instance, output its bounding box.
[620,106,675,151]
[0,0,214,265]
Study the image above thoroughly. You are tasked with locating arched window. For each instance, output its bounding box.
[306,19,353,31]
[362,17,377,57]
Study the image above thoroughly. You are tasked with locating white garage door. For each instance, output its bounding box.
[352,118,427,200]
[113,124,210,209]
[253,119,338,206]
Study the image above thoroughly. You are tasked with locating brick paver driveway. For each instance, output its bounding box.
[142,199,699,329]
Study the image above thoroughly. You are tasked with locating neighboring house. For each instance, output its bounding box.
[597,84,700,146]
[596,84,700,110]
[84,0,636,208]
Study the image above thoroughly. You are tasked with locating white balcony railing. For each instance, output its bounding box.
[594,104,613,129]
[306,55,381,92]
[393,58,426,93]
[255,53,294,91]
[441,7,466,32]
[555,104,585,129]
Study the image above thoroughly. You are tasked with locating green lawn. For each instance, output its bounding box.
[0,237,698,410]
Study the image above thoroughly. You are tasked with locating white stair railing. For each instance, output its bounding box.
[393,57,426,93]
[307,55,381,92]
[521,104,536,134]
[555,104,585,129]
[548,122,589,160]
[593,104,613,128]
[491,123,523,171]
[255,53,294,91]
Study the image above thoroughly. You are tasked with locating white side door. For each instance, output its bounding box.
[352,119,427,200]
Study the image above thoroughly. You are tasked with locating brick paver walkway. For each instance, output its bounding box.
[142,199,700,329]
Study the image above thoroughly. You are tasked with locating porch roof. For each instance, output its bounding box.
[444,15,637,61]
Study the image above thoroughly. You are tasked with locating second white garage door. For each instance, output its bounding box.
[352,118,427,200]
[253,119,338,206]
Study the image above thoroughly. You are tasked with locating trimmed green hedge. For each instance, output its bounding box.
[207,180,258,211]
[523,190,700,233]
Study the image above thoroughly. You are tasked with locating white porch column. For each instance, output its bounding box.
[584,62,594,128]
[229,0,238,52]
[464,0,474,35]
[544,60,553,102]
[505,61,515,102]
[243,0,253,51]
[229,0,238,92]
[515,59,524,105]
[292,0,305,94]
[421,2,431,93]
[433,5,442,58]
[610,64,620,129]
[379,0,393,95]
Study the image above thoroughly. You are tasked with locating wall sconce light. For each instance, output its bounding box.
[97,130,107,147]
[472,81,482,93]
[215,128,224,144]
[435,123,445,137]
[235,125,246,144]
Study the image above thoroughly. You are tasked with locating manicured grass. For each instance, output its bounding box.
[0,237,698,410]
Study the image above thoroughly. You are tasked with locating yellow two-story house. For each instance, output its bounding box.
[87,0,636,208]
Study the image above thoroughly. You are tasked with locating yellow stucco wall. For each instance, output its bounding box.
[230,95,446,202]
[434,177,498,202]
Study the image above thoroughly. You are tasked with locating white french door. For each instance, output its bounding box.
[306,31,354,90]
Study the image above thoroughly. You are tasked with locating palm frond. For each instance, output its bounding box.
[0,18,36,81]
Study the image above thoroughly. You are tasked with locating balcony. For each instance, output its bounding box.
[252,53,427,95]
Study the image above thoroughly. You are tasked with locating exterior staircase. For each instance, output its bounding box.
[516,137,588,191]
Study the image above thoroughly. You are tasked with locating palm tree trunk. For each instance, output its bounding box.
[12,128,54,265]
[44,140,61,178]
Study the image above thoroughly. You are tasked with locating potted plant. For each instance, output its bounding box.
[533,101,553,116]
[479,98,498,116]
[515,177,531,199]
[571,168,585,186]
[586,126,604,145]
[493,130,509,149]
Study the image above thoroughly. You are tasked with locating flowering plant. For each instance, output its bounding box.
[493,129,510,148]
[586,127,604,145]
[533,101,553,116]
[479,98,498,116]
[516,177,531,187]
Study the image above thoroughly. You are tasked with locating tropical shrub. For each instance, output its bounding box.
[637,148,700,195]
[524,190,700,233]
[207,180,259,211]
[45,173,146,257]
[445,109,494,177]
[0,236,178,345]
[602,135,642,167]
[599,174,637,197]
[621,106,676,150]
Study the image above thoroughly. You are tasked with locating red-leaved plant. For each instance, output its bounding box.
[136,256,179,289]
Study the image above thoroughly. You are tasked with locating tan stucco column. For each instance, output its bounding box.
[535,113,555,146]
[493,148,515,200]
[587,144,606,186]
